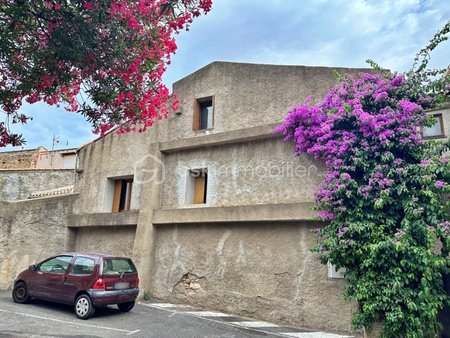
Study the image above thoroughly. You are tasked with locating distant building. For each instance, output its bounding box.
[0,147,76,201]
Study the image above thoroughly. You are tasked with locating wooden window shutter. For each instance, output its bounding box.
[192,99,201,130]
[193,175,206,204]
[112,180,122,213]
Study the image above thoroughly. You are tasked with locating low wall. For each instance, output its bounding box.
[151,221,355,333]
[0,195,76,290]
[0,169,74,202]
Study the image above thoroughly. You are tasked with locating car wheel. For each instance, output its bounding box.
[117,301,135,312]
[12,282,30,304]
[75,294,95,319]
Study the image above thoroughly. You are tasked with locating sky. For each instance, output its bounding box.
[2,0,450,152]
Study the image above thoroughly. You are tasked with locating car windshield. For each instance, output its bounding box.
[102,258,136,275]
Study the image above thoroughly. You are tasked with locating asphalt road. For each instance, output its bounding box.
[0,291,281,338]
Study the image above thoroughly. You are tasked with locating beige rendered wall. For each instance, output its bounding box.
[72,226,136,257]
[151,222,355,333]
[167,62,370,141]
[74,127,159,214]
[161,138,324,208]
[0,195,75,290]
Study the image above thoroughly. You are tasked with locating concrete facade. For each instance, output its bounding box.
[1,62,449,335]
[0,147,77,170]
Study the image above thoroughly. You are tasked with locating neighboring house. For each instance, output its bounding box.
[0,147,76,201]
[0,62,448,334]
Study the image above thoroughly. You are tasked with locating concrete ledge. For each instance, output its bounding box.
[152,202,317,224]
[68,211,140,228]
[160,123,280,153]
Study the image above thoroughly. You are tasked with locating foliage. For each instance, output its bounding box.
[0,0,212,146]
[275,22,450,338]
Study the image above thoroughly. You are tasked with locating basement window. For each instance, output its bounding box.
[112,178,133,213]
[186,169,208,204]
[422,113,445,139]
[327,262,345,279]
[193,96,214,130]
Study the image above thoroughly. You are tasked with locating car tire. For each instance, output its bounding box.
[117,301,135,312]
[12,282,30,304]
[75,294,95,319]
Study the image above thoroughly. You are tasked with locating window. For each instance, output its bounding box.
[193,96,214,130]
[70,257,95,275]
[422,113,445,139]
[112,179,133,213]
[38,256,72,274]
[327,262,345,279]
[186,169,208,204]
[103,258,137,275]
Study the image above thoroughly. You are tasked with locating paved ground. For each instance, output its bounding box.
[0,291,352,338]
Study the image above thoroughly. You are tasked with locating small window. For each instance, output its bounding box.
[103,258,137,275]
[186,169,208,204]
[193,96,214,130]
[70,257,95,275]
[327,262,345,279]
[39,256,72,274]
[112,179,133,213]
[422,114,445,139]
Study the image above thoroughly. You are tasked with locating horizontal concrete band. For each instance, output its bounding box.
[67,202,319,227]
[68,210,140,228]
[152,202,318,224]
[160,123,280,153]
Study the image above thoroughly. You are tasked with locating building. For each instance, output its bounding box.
[0,62,448,334]
[0,147,76,202]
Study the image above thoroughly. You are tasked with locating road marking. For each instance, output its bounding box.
[0,308,140,335]
[230,321,279,328]
[281,333,353,338]
[183,310,232,317]
[146,302,192,308]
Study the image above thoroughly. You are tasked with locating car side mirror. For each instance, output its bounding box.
[29,264,37,272]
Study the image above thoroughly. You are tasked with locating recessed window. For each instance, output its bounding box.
[112,179,133,213]
[193,96,214,130]
[422,114,445,139]
[327,262,345,279]
[186,169,208,204]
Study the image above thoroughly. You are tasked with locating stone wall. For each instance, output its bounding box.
[0,169,74,202]
[151,221,355,333]
[0,195,76,290]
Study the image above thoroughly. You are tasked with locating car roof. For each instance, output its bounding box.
[58,252,132,259]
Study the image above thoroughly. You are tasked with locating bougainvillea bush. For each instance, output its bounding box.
[275,29,450,338]
[0,0,212,146]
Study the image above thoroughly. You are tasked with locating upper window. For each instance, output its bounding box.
[193,96,214,130]
[112,178,133,213]
[422,113,445,139]
[70,257,95,275]
[38,256,72,274]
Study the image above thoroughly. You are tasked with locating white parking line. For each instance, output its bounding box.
[183,310,232,317]
[230,321,279,328]
[0,308,140,335]
[146,302,193,308]
[281,333,353,338]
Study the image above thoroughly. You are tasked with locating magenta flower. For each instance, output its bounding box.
[434,181,447,188]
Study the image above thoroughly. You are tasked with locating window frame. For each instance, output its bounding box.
[193,96,214,131]
[422,113,445,139]
[112,178,133,213]
[186,168,208,205]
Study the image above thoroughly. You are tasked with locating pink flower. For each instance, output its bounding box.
[84,1,93,10]
[434,181,447,188]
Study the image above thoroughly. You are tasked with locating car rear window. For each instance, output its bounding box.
[102,258,137,275]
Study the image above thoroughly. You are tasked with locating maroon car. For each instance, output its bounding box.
[12,252,139,319]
